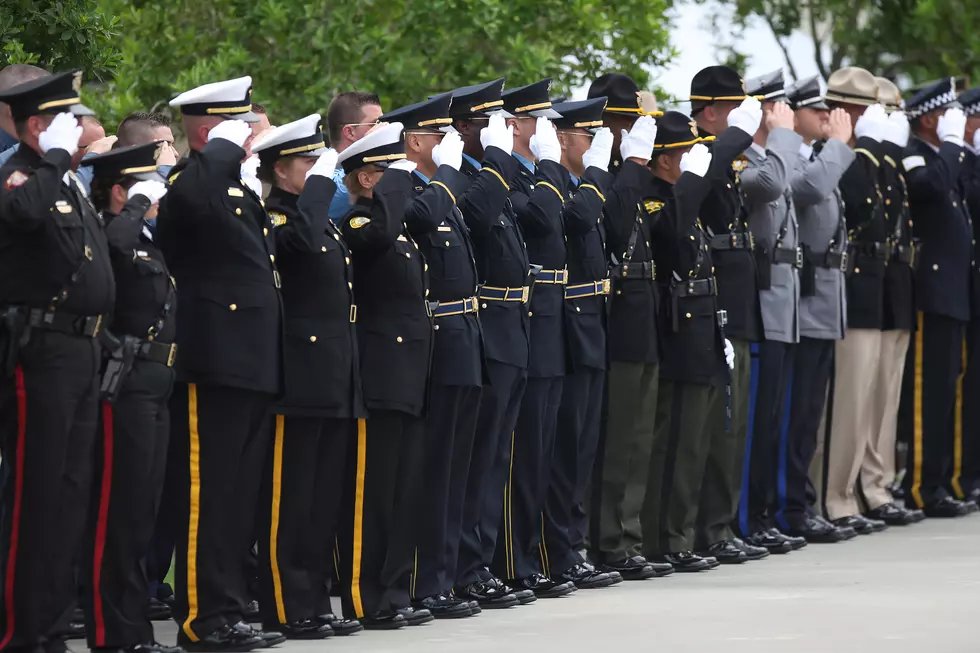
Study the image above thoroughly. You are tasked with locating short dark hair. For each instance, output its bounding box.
[326,91,381,146]
[0,64,48,93]
[252,102,267,115]
[116,111,172,147]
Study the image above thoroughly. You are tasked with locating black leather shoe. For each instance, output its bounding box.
[397,607,434,626]
[857,513,888,532]
[768,528,807,550]
[513,573,576,598]
[315,613,363,636]
[263,620,333,640]
[455,581,519,608]
[230,623,283,648]
[700,540,748,564]
[156,583,176,607]
[488,576,537,604]
[923,496,972,518]
[412,594,472,618]
[559,562,617,588]
[94,643,187,653]
[147,597,171,621]
[702,556,721,569]
[360,611,406,630]
[466,600,482,615]
[598,556,658,580]
[243,601,261,623]
[605,570,624,585]
[744,530,791,554]
[907,507,926,522]
[57,621,85,640]
[865,502,916,526]
[177,625,263,652]
[731,537,769,560]
[786,516,846,543]
[651,551,710,572]
[832,515,873,534]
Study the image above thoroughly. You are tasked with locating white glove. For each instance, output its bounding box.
[853,104,889,142]
[937,107,967,146]
[724,338,735,370]
[727,97,763,136]
[582,127,613,172]
[973,128,980,153]
[389,159,418,174]
[128,180,168,203]
[480,113,514,155]
[240,155,260,179]
[38,112,83,155]
[208,119,252,147]
[679,143,712,178]
[882,112,910,147]
[528,117,562,164]
[432,131,464,171]
[619,115,658,163]
[306,148,339,180]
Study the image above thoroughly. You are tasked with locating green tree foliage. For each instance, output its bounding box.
[88,0,674,130]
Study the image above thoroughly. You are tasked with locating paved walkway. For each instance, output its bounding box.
[155,515,980,653]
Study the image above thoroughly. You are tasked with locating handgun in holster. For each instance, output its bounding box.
[0,307,28,378]
[99,330,136,403]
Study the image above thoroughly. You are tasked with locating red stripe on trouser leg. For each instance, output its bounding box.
[0,366,28,651]
[92,402,114,647]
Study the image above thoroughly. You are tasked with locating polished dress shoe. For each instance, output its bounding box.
[315,613,363,636]
[57,621,85,640]
[455,581,519,608]
[866,502,916,526]
[148,597,171,621]
[731,537,769,560]
[559,562,617,588]
[466,600,482,615]
[232,623,284,648]
[262,620,333,640]
[513,573,576,598]
[93,642,187,653]
[700,540,748,564]
[243,600,261,622]
[923,496,972,518]
[769,528,807,550]
[412,594,472,618]
[488,576,537,604]
[702,556,721,570]
[651,551,710,572]
[177,624,263,652]
[156,583,176,607]
[744,530,791,554]
[360,611,407,630]
[605,570,624,585]
[396,607,434,626]
[785,516,846,543]
[598,555,658,580]
[832,515,875,534]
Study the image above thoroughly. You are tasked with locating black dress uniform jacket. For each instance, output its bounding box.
[904,138,973,322]
[564,167,613,371]
[405,166,483,387]
[341,169,432,416]
[0,146,114,315]
[698,128,761,342]
[157,139,283,394]
[878,140,916,331]
[960,150,980,315]
[839,136,888,329]
[457,147,530,369]
[267,180,364,418]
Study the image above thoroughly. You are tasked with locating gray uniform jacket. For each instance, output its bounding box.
[741,127,804,343]
[792,138,855,340]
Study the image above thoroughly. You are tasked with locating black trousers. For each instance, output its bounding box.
[414,384,481,599]
[542,366,604,576]
[455,362,526,588]
[0,332,101,651]
[256,415,351,626]
[777,338,834,530]
[336,413,424,619]
[84,360,174,648]
[493,376,563,581]
[902,312,966,507]
[744,340,795,535]
[169,383,274,640]
[961,320,980,495]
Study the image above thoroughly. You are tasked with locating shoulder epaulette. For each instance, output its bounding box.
[854,148,880,167]
[168,170,182,183]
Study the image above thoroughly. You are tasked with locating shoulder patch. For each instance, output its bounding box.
[168,170,182,183]
[349,216,371,229]
[902,155,925,171]
[731,155,749,172]
[5,170,27,190]
[269,212,287,227]
[643,200,664,213]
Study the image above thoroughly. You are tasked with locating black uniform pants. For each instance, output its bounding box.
[169,383,274,640]
[256,416,352,626]
[961,320,980,495]
[902,312,966,507]
[455,361,527,588]
[414,384,482,599]
[744,340,795,535]
[776,337,834,530]
[0,332,101,651]
[336,413,424,619]
[84,360,174,648]
[493,376,563,581]
[542,366,604,576]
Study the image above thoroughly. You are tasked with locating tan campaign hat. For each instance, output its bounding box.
[825,67,879,106]
[875,77,904,112]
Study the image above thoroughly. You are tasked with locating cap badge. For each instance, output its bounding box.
[689,120,699,137]
[72,71,82,93]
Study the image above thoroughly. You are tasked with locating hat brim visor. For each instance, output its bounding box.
[215,110,260,123]
[529,108,563,119]
[131,170,168,183]
[70,103,97,117]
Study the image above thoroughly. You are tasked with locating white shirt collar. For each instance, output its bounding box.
[799,142,814,160]
[749,142,767,158]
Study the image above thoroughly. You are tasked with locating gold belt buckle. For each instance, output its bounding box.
[521,286,529,303]
[349,304,358,323]
[167,343,177,367]
[601,279,611,295]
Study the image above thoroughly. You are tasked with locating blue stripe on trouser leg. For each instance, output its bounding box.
[739,343,760,536]
[775,369,795,530]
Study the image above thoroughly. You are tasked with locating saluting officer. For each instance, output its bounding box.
[249,115,364,638]
[0,70,115,653]
[335,122,432,630]
[586,73,661,176]
[159,76,285,652]
[541,97,619,588]
[379,94,486,618]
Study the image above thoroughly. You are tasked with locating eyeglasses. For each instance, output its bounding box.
[344,120,380,127]
[557,130,595,140]
[404,130,446,138]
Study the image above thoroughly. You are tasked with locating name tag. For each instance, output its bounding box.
[438,225,452,232]
[397,234,409,242]
[902,155,925,171]
[55,200,72,214]
[227,187,244,197]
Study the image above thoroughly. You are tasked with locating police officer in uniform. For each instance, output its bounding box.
[83,143,181,653]
[159,76,285,652]
[0,70,114,653]
[586,73,661,176]
[250,116,364,637]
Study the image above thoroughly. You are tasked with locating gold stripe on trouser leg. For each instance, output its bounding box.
[411,547,418,600]
[952,335,968,498]
[270,415,287,623]
[182,384,202,641]
[911,313,925,508]
[538,514,551,578]
[506,431,516,579]
[333,536,340,581]
[350,419,367,618]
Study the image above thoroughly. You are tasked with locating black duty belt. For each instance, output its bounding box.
[610,261,656,280]
[430,297,479,318]
[564,279,611,299]
[850,241,891,261]
[672,277,716,298]
[479,285,529,303]
[805,249,847,272]
[136,339,177,367]
[710,232,754,251]
[893,244,916,267]
[28,308,103,338]
[772,246,804,269]
[535,268,568,284]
